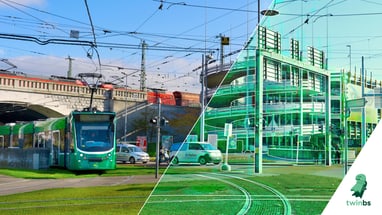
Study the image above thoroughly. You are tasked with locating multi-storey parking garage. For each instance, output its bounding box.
[191,26,381,167]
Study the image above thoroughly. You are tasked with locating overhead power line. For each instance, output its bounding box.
[0,33,218,53]
[0,33,94,46]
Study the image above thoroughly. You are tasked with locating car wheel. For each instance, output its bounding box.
[213,161,221,165]
[172,156,179,165]
[199,156,207,165]
[129,157,136,164]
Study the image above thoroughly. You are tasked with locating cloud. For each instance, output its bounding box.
[7,55,202,93]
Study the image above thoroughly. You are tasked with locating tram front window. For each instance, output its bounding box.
[77,124,113,152]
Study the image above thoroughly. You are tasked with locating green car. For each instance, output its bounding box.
[169,142,222,165]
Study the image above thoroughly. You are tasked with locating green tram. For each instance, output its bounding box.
[0,110,117,171]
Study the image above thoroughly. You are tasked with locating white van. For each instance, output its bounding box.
[116,143,149,164]
[169,142,222,165]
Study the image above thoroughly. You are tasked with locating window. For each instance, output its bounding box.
[189,143,202,150]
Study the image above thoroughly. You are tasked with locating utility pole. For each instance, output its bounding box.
[140,40,147,91]
[155,98,161,179]
[258,0,260,23]
[200,54,205,142]
[122,72,129,142]
[200,54,213,142]
[66,56,74,78]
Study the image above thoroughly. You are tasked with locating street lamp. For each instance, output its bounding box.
[254,2,280,175]
[258,0,279,23]
[260,9,279,17]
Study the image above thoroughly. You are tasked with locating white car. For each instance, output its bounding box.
[116,144,149,164]
[169,142,222,165]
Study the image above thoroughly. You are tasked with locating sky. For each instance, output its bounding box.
[1,0,382,94]
[0,0,273,93]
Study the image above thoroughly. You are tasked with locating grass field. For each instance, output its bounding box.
[0,183,155,215]
[141,165,343,215]
[0,164,344,215]
[0,164,166,179]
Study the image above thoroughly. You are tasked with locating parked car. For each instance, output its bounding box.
[116,143,149,164]
[169,142,222,165]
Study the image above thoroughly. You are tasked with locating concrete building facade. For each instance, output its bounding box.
[192,26,381,165]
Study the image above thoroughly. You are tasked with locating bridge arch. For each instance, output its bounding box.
[0,101,63,124]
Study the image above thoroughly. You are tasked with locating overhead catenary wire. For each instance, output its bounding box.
[83,0,102,73]
[0,0,251,72]
[0,0,68,35]
[5,0,382,93]
[0,0,264,91]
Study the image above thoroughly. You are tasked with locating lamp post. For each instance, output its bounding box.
[254,3,279,174]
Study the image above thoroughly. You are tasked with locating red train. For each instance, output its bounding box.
[146,88,200,107]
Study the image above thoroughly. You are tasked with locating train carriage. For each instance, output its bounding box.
[0,110,117,171]
[65,111,116,170]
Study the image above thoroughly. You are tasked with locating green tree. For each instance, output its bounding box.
[170,107,200,141]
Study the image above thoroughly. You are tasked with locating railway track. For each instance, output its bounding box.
[207,173,292,215]
[144,172,292,215]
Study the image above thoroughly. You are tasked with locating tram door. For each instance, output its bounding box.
[0,135,4,148]
[35,133,46,148]
[51,130,60,166]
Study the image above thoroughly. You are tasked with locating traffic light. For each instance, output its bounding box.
[318,124,324,132]
[160,117,169,126]
[150,117,158,125]
[149,116,169,126]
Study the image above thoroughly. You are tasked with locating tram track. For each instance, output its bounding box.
[197,174,252,215]
[209,173,292,215]
[145,172,292,214]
